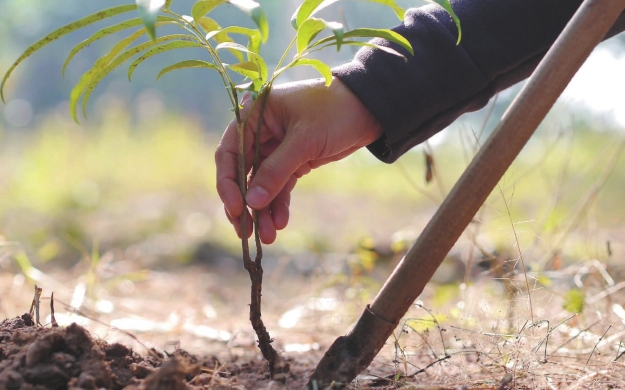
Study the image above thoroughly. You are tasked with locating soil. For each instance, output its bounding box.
[0,314,315,390]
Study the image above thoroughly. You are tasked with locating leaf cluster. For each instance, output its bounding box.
[1,0,461,122]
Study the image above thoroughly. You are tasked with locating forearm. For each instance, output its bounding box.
[334,0,625,163]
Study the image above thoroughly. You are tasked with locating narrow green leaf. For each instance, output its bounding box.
[227,61,259,80]
[227,0,268,43]
[325,21,343,51]
[63,19,143,78]
[361,0,405,20]
[197,17,244,61]
[291,58,332,86]
[1,4,137,103]
[427,0,462,44]
[313,28,413,56]
[292,0,340,29]
[165,0,173,10]
[315,40,405,59]
[128,40,204,80]
[196,15,220,32]
[157,59,219,80]
[192,0,226,22]
[216,42,267,82]
[297,18,326,54]
[69,28,147,122]
[235,78,262,93]
[207,26,261,54]
[70,34,193,121]
[62,16,178,78]
[136,0,166,40]
[296,18,344,54]
[82,35,198,114]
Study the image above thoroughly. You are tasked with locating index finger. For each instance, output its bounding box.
[215,118,245,219]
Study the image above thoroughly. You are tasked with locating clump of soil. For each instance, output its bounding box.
[0,314,295,390]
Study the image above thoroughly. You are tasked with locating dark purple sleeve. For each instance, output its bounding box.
[333,0,625,163]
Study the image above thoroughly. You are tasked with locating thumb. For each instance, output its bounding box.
[246,132,310,210]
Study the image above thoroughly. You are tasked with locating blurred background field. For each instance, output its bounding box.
[2,0,625,387]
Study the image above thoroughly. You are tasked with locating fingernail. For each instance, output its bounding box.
[246,186,269,208]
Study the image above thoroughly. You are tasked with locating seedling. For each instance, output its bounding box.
[1,0,460,382]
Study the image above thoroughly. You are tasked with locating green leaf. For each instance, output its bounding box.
[136,0,166,40]
[68,28,149,122]
[228,0,268,43]
[235,78,263,93]
[216,42,267,82]
[1,4,137,103]
[291,0,340,29]
[207,26,261,54]
[314,40,405,59]
[427,0,462,44]
[156,59,219,80]
[313,28,413,56]
[297,18,326,54]
[291,58,332,86]
[563,289,585,314]
[196,17,244,61]
[361,0,405,20]
[63,19,143,78]
[296,18,344,54]
[192,0,226,22]
[227,61,259,80]
[165,0,173,10]
[62,16,178,78]
[325,21,344,51]
[70,34,195,121]
[128,40,205,80]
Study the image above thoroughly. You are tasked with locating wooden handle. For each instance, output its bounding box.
[309,1,625,388]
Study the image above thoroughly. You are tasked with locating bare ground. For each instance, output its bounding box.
[3,259,625,389]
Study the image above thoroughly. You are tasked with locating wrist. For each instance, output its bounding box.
[331,76,384,144]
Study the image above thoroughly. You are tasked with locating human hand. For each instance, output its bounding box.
[215,77,383,244]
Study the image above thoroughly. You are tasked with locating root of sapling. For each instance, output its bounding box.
[236,89,290,380]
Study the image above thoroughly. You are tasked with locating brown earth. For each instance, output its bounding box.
[0,314,318,390]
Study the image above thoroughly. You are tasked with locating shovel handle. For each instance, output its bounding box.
[309,0,625,388]
[371,0,625,323]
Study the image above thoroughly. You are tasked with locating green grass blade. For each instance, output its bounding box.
[292,58,332,86]
[1,4,137,102]
[128,40,204,80]
[136,0,166,40]
[427,0,461,44]
[63,16,178,78]
[227,0,268,43]
[192,0,226,22]
[165,0,173,10]
[156,59,219,80]
[361,0,405,20]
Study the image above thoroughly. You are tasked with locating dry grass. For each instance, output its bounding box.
[2,106,625,388]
